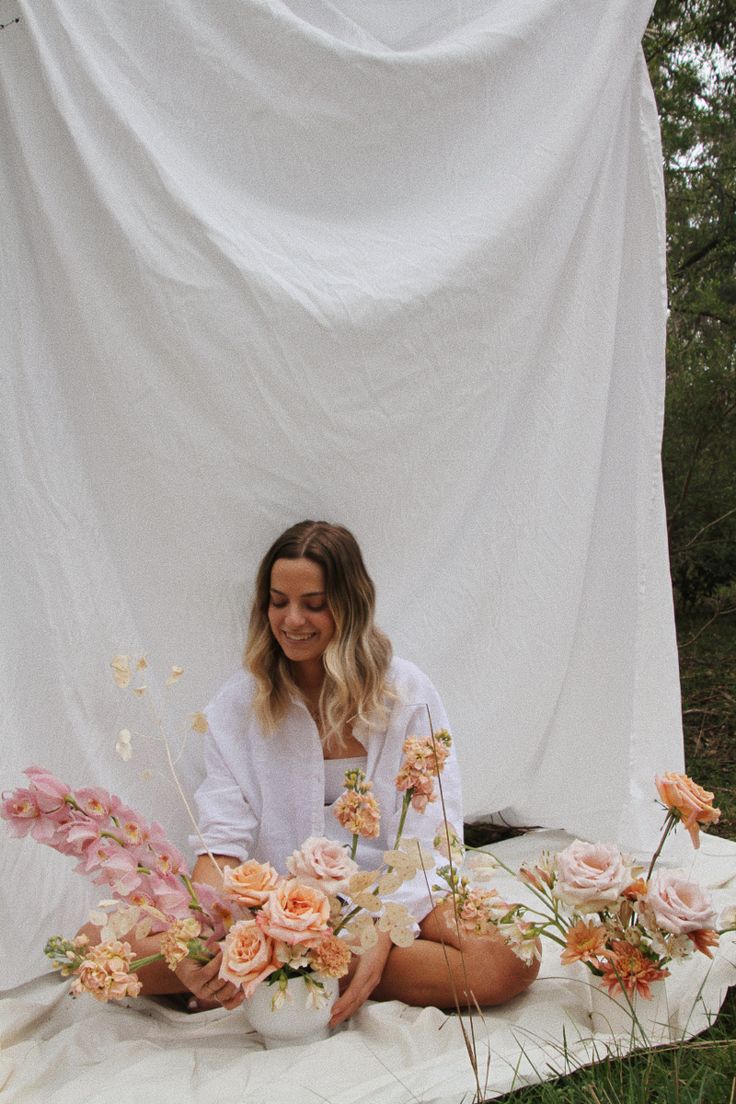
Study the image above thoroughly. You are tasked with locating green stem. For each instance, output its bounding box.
[391,793,411,852]
[646,811,678,881]
[350,834,358,861]
[181,873,202,910]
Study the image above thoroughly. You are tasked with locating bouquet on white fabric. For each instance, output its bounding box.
[2,654,503,1008]
[494,774,733,1000]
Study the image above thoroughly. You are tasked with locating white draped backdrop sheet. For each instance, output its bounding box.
[1,0,687,995]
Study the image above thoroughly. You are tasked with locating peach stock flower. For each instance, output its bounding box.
[554,841,630,912]
[219,919,279,997]
[395,730,452,813]
[286,836,359,895]
[256,880,331,946]
[560,919,608,966]
[655,772,720,848]
[70,940,142,1002]
[222,859,279,907]
[333,770,381,839]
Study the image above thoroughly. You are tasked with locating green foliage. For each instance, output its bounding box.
[646,0,736,608]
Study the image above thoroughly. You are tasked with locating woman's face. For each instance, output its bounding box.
[268,557,335,667]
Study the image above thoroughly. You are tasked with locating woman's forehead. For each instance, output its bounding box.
[270,557,326,593]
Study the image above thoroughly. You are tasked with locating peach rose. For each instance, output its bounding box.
[222,859,280,906]
[286,836,358,895]
[218,919,279,997]
[255,879,331,946]
[644,870,716,935]
[655,772,720,848]
[554,841,629,912]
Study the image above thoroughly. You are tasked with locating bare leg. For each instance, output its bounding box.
[370,899,540,1008]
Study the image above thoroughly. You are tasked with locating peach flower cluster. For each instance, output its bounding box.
[395,729,452,813]
[655,772,720,848]
[333,768,381,840]
[69,940,143,1003]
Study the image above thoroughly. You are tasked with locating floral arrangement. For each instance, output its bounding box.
[1,656,475,1009]
[496,773,733,1000]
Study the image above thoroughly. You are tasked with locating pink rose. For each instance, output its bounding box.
[554,841,629,912]
[256,880,331,946]
[286,837,358,895]
[644,870,716,934]
[223,860,280,906]
[219,920,278,997]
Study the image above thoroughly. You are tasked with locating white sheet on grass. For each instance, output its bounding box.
[1,0,685,992]
[1,831,734,1104]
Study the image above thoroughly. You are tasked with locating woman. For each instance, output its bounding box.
[91,520,538,1021]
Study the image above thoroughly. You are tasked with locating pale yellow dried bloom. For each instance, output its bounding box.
[165,665,184,687]
[115,729,132,762]
[111,656,131,689]
[347,870,380,896]
[191,712,209,734]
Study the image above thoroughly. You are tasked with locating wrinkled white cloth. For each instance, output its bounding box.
[1,0,682,991]
[191,657,462,921]
[1,831,734,1104]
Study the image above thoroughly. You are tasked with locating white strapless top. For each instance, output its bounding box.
[323,755,367,805]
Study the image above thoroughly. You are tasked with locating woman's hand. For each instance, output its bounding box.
[174,950,245,1011]
[329,930,392,1027]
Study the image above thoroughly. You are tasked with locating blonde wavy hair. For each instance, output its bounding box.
[244,520,393,748]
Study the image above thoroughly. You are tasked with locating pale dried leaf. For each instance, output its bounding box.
[132,685,147,697]
[111,655,131,689]
[165,665,184,687]
[191,711,209,734]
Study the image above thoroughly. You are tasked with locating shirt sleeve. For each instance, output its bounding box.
[187,693,260,862]
[381,672,464,925]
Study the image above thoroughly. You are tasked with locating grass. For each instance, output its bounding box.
[485,608,736,1104]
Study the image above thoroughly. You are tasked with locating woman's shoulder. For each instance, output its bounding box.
[387,655,440,698]
[204,668,257,731]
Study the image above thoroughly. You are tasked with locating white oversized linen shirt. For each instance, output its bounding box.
[191,656,463,923]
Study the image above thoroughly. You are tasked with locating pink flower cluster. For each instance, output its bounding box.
[395,729,452,813]
[1,767,231,941]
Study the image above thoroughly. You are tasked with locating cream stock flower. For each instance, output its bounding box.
[286,836,359,895]
[222,859,279,907]
[554,841,630,912]
[219,919,279,997]
[160,918,202,969]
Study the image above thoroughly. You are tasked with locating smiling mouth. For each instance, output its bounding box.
[283,632,317,642]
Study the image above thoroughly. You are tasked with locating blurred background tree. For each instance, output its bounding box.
[646,0,736,613]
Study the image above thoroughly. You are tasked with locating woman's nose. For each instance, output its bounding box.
[284,605,306,627]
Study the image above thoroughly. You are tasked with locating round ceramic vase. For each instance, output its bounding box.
[245,973,339,1049]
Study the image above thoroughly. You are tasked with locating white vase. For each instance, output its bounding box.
[588,977,672,1043]
[244,973,339,1049]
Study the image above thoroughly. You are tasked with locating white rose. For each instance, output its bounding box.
[645,870,716,934]
[286,836,358,896]
[554,840,629,912]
